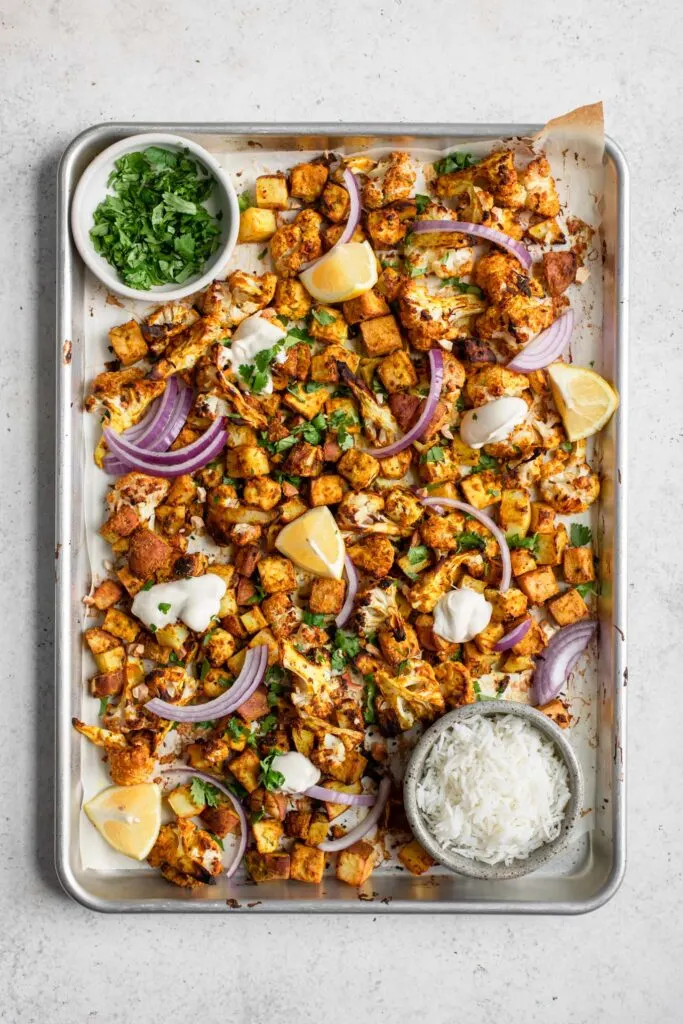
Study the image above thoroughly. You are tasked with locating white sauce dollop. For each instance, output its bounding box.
[433,588,492,644]
[460,396,528,449]
[131,575,226,634]
[270,752,321,794]
[220,313,287,394]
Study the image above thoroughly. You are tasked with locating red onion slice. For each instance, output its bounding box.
[105,381,194,475]
[419,496,511,592]
[302,169,360,270]
[103,417,226,478]
[304,784,376,807]
[366,349,444,458]
[161,768,247,879]
[318,776,391,852]
[532,620,597,705]
[506,311,575,372]
[335,555,358,628]
[145,645,268,723]
[411,219,532,271]
[493,617,532,652]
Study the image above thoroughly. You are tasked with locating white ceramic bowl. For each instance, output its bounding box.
[71,132,240,302]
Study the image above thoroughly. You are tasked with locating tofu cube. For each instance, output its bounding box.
[245,851,291,883]
[290,843,326,884]
[289,162,329,202]
[279,496,309,523]
[397,839,434,876]
[309,474,345,507]
[335,840,375,887]
[473,621,505,653]
[283,385,330,421]
[511,619,546,656]
[548,588,589,626]
[252,817,284,854]
[229,748,262,793]
[307,813,330,846]
[378,451,412,479]
[337,449,380,490]
[308,306,348,345]
[499,489,531,537]
[563,546,595,584]
[273,278,312,320]
[101,608,140,643]
[324,782,363,820]
[537,698,571,728]
[359,314,403,356]
[167,784,205,818]
[510,548,537,576]
[324,396,361,432]
[257,555,297,594]
[225,445,270,479]
[309,577,347,615]
[90,578,124,611]
[108,320,148,366]
[530,502,556,534]
[459,471,502,509]
[488,587,528,623]
[255,173,289,210]
[536,524,569,566]
[516,565,560,605]
[240,606,268,634]
[261,592,301,637]
[377,350,418,393]
[284,811,312,840]
[237,207,277,243]
[247,627,280,665]
[343,289,390,324]
[418,447,461,485]
[310,344,360,383]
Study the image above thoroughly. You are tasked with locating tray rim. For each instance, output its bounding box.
[55,121,628,914]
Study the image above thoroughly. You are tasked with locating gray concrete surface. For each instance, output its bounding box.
[1,1,680,1021]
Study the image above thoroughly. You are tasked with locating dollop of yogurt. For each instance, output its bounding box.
[460,396,528,449]
[131,574,226,634]
[219,313,287,394]
[270,752,321,794]
[433,588,493,644]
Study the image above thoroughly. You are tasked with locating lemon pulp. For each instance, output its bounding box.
[299,241,378,303]
[84,782,161,861]
[547,362,619,441]
[275,506,345,579]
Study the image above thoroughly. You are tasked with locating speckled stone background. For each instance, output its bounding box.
[1,1,680,1021]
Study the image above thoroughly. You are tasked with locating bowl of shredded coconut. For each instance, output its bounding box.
[403,702,584,880]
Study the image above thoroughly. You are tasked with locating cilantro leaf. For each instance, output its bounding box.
[433,151,477,175]
[190,776,221,808]
[570,523,592,547]
[141,579,154,592]
[439,275,483,298]
[507,533,540,553]
[421,446,445,464]
[576,581,598,599]
[471,452,498,473]
[559,440,573,452]
[238,192,252,212]
[414,194,431,213]
[303,611,328,627]
[331,629,361,671]
[362,678,377,724]
[407,544,430,565]
[158,602,171,614]
[311,308,336,326]
[98,696,110,717]
[259,750,285,792]
[456,531,486,553]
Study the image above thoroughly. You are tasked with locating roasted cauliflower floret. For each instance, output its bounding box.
[281,639,337,718]
[355,579,404,638]
[273,278,312,320]
[403,241,474,280]
[365,200,416,248]
[148,818,223,888]
[476,294,564,356]
[399,280,486,345]
[201,271,278,331]
[407,551,485,612]
[106,471,170,519]
[362,152,416,209]
[336,491,400,534]
[270,209,324,278]
[463,364,530,407]
[383,487,425,530]
[474,251,541,305]
[347,534,396,577]
[375,659,445,731]
[72,722,157,786]
[520,156,560,217]
[149,316,224,380]
[337,364,400,449]
[86,369,166,435]
[142,300,200,354]
[539,452,600,514]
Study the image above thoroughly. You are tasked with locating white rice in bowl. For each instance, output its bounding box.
[416,714,571,866]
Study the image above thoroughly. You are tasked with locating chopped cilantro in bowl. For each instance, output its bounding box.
[72,132,239,301]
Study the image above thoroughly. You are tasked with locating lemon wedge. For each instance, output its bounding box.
[299,241,378,303]
[84,783,161,861]
[547,362,619,441]
[275,506,345,579]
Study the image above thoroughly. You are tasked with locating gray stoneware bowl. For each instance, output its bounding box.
[403,701,584,880]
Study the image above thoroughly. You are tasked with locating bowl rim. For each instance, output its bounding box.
[70,131,240,302]
[403,701,585,880]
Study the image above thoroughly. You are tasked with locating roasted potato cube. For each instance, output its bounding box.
[128,527,173,578]
[154,622,189,653]
[502,653,535,672]
[283,441,324,477]
[337,448,380,490]
[434,661,475,708]
[307,813,330,846]
[473,621,505,653]
[252,817,284,854]
[543,251,577,297]
[310,474,345,506]
[248,628,280,665]
[203,628,236,666]
[459,471,502,509]
[343,289,390,324]
[240,606,268,634]
[530,502,556,534]
[246,851,291,883]
[84,627,120,657]
[289,161,329,202]
[225,445,270,479]
[323,782,363,820]
[397,839,434,876]
[279,496,309,522]
[284,811,312,840]
[563,546,595,584]
[290,843,325,884]
[308,306,348,345]
[108,320,148,366]
[548,588,589,626]
[255,173,289,210]
[94,645,126,674]
[201,803,241,837]
[166,474,197,505]
[249,788,288,821]
[488,588,528,623]
[273,278,312,320]
[309,578,346,615]
[167,784,205,818]
[101,608,140,643]
[310,344,360,383]
[377,350,417,393]
[229,748,261,793]
[462,644,499,678]
[243,477,282,511]
[535,524,569,567]
[335,840,375,887]
[419,447,460,485]
[516,565,560,605]
[499,489,531,537]
[90,578,124,611]
[320,181,350,223]
[510,548,537,576]
[154,503,186,536]
[90,668,124,698]
[261,592,300,637]
[511,618,546,656]
[100,504,140,543]
[283,384,330,421]
[378,451,412,479]
[257,555,297,594]
[359,314,403,356]
[237,207,277,243]
[537,699,571,728]
[347,534,395,577]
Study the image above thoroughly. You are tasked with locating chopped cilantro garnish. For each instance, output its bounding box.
[190,776,221,808]
[414,194,431,213]
[303,611,328,627]
[560,440,574,452]
[440,276,483,298]
[257,247,268,259]
[98,696,110,717]
[245,585,266,606]
[89,146,221,290]
[331,629,361,672]
[168,651,184,666]
[507,533,540,554]
[362,678,377,725]
[576,581,598,599]
[471,452,498,473]
[456,531,486,553]
[570,523,592,547]
[421,446,445,464]
[141,579,154,592]
[238,191,252,212]
[407,545,430,565]
[311,308,336,326]
[286,325,315,345]
[250,807,266,824]
[433,151,476,175]
[259,750,285,791]
[158,602,171,614]
[209,833,225,850]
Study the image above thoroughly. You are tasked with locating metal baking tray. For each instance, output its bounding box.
[55,122,628,913]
